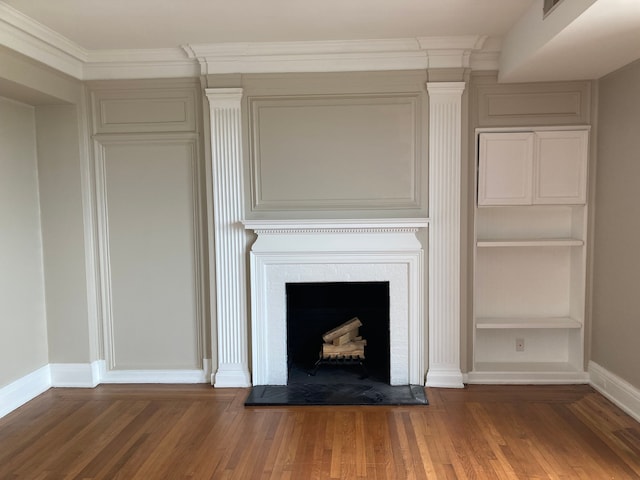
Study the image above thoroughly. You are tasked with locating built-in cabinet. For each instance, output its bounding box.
[471,127,590,383]
[478,130,588,206]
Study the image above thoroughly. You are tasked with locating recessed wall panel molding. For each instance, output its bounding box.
[93,133,204,372]
[91,87,197,134]
[475,81,591,127]
[248,94,425,212]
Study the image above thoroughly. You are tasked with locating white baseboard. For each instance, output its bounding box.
[425,369,465,388]
[0,365,51,420]
[589,361,640,423]
[1,359,213,419]
[98,360,210,384]
[50,361,101,387]
[213,362,252,388]
[466,370,590,385]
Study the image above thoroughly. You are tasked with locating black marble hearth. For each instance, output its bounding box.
[244,365,428,406]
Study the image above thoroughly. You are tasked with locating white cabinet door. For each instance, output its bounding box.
[534,130,588,204]
[478,132,534,206]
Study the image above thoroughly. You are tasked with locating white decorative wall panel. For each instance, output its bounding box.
[92,88,197,133]
[249,95,423,212]
[94,134,203,371]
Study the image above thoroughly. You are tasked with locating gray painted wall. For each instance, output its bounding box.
[0,97,49,388]
[592,59,640,389]
[35,104,92,364]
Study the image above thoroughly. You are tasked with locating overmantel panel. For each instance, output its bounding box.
[236,71,428,217]
[248,91,425,213]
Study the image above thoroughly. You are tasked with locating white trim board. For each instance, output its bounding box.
[50,362,101,388]
[97,360,210,384]
[589,361,640,424]
[465,370,590,385]
[0,360,212,420]
[0,365,51,420]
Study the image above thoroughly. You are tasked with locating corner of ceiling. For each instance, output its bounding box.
[1,3,502,80]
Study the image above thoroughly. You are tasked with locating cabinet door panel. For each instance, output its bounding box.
[478,132,534,205]
[534,130,588,204]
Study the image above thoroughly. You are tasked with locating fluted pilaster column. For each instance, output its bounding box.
[426,82,465,388]
[205,88,251,387]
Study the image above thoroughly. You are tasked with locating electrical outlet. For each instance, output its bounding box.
[516,338,525,352]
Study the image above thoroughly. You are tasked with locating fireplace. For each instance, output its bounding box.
[209,82,465,389]
[286,281,390,383]
[244,218,427,386]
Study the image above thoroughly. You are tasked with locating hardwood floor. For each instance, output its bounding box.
[1,384,639,479]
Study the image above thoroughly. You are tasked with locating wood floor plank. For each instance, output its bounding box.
[1,384,640,479]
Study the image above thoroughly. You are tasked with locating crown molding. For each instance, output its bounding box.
[0,3,499,80]
[184,36,492,75]
[0,1,86,78]
[83,48,200,80]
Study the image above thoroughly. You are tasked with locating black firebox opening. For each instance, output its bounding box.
[286,281,390,384]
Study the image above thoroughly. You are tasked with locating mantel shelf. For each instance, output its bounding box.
[243,218,429,234]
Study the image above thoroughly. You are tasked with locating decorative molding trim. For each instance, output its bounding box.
[589,361,640,423]
[0,8,497,80]
[425,81,466,389]
[93,139,116,372]
[185,36,489,75]
[243,218,429,235]
[50,362,101,387]
[86,48,190,63]
[0,2,86,78]
[0,365,51,420]
[84,48,199,80]
[91,88,198,134]
[92,132,204,373]
[76,86,104,365]
[248,93,423,212]
[205,88,252,388]
[475,81,592,127]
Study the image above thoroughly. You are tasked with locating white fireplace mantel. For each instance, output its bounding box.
[244,218,428,386]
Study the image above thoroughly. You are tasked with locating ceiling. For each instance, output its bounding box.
[1,0,640,82]
[3,0,534,49]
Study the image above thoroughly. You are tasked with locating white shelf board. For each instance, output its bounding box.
[476,238,583,247]
[473,361,579,373]
[476,317,582,329]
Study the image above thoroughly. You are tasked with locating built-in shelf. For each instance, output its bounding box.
[472,127,590,384]
[477,238,583,247]
[476,317,582,329]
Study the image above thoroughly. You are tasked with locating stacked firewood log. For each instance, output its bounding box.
[320,317,366,359]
